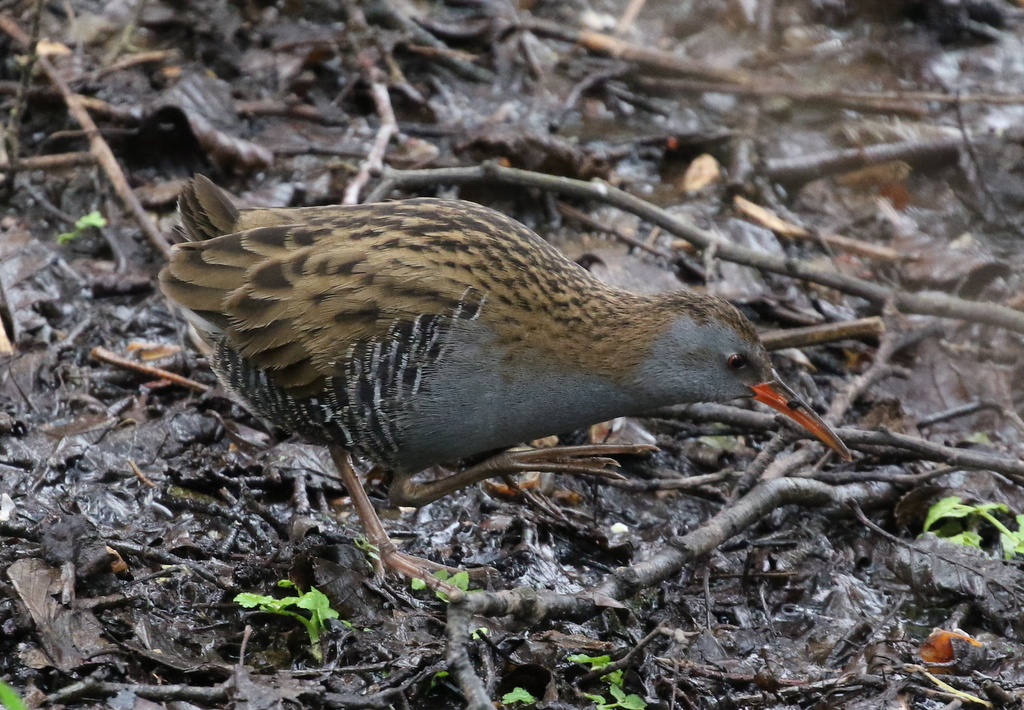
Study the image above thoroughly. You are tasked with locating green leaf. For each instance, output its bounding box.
[234,592,276,608]
[234,582,345,662]
[923,496,972,532]
[0,682,28,710]
[617,693,647,709]
[471,627,489,639]
[451,570,470,591]
[411,578,427,591]
[964,431,992,445]
[945,531,983,548]
[609,684,626,701]
[56,210,107,245]
[568,653,611,668]
[76,211,107,229]
[602,669,624,686]
[501,687,537,704]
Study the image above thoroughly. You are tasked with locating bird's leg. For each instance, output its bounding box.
[388,444,657,508]
[328,446,462,597]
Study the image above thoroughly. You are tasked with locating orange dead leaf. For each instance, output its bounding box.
[919,628,983,665]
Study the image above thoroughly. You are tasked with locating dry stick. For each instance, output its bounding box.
[634,76,1024,111]
[556,201,675,260]
[447,478,889,710]
[614,0,648,36]
[763,136,963,186]
[521,18,749,84]
[90,347,210,392]
[344,82,397,205]
[47,681,228,706]
[760,316,885,351]
[366,164,1024,335]
[0,17,171,259]
[0,151,96,171]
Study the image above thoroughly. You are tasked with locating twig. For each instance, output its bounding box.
[0,16,171,258]
[344,82,397,205]
[633,76,1024,111]
[556,201,675,260]
[763,137,963,186]
[614,0,648,36]
[760,316,885,351]
[365,164,1024,335]
[0,151,96,171]
[522,18,749,84]
[47,680,228,705]
[90,346,210,392]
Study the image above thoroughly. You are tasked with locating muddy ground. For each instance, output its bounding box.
[2,0,1024,708]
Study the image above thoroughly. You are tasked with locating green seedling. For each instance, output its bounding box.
[410,569,471,602]
[924,495,1024,559]
[0,682,28,710]
[234,580,342,661]
[57,211,106,245]
[569,654,646,710]
[501,687,537,705]
[354,536,380,562]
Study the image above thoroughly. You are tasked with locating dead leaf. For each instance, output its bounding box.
[36,40,71,56]
[919,628,982,665]
[680,153,720,192]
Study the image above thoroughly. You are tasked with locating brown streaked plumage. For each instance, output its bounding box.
[160,175,850,590]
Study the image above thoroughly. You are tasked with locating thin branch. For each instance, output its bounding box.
[90,347,210,392]
[344,82,397,205]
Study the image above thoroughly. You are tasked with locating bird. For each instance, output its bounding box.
[159,175,850,589]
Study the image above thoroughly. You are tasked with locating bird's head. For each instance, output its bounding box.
[636,294,851,460]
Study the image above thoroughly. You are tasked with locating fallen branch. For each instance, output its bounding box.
[366,164,1024,335]
[761,316,885,351]
[0,151,96,171]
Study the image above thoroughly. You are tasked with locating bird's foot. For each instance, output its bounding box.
[476,444,658,480]
[370,545,468,598]
[388,444,657,507]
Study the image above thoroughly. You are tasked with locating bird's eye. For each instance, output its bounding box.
[727,354,748,371]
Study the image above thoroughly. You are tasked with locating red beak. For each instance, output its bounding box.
[751,373,852,461]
